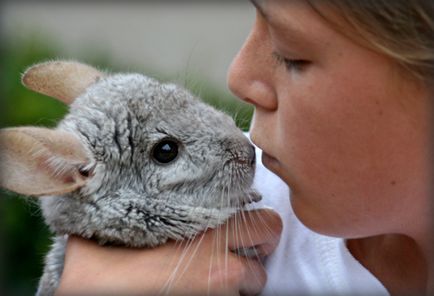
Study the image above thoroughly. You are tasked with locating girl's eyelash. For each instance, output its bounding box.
[272,52,310,72]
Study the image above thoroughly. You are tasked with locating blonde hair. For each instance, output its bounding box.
[307,0,434,81]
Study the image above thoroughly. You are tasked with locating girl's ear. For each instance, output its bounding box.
[0,127,92,196]
[22,60,104,105]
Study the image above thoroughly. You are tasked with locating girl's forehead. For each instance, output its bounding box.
[251,0,346,51]
[252,0,323,29]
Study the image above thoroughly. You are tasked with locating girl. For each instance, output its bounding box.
[57,1,434,295]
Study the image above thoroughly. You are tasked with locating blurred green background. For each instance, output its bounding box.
[0,34,253,295]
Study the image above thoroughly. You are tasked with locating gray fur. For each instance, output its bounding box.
[35,73,259,295]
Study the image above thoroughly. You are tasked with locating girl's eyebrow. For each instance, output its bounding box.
[249,0,317,47]
[250,0,271,21]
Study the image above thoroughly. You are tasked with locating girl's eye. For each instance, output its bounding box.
[272,52,310,72]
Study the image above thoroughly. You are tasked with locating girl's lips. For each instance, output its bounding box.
[250,135,280,172]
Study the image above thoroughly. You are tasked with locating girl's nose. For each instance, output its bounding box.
[227,12,277,111]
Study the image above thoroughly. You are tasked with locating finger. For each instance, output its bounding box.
[63,236,93,266]
[238,257,267,296]
[206,256,266,296]
[223,209,282,257]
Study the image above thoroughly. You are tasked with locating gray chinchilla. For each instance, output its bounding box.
[0,60,260,296]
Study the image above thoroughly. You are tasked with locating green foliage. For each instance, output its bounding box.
[0,35,252,295]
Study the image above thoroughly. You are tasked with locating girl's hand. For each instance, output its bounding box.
[55,209,282,296]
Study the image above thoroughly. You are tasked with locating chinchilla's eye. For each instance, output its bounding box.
[151,138,179,164]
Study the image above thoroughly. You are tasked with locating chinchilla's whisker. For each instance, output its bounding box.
[159,240,188,295]
[234,210,257,254]
[174,231,209,284]
[239,209,261,259]
[161,233,204,293]
[233,110,240,127]
[237,212,268,286]
[224,190,230,286]
[245,213,262,261]
[234,210,241,255]
[161,230,208,294]
[252,208,277,244]
[215,217,222,279]
[166,203,225,292]
[161,193,214,292]
[207,226,218,296]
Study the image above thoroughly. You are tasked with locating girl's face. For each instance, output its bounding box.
[228,0,431,238]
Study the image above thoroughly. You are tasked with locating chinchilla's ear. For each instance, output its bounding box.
[0,127,92,196]
[21,60,104,105]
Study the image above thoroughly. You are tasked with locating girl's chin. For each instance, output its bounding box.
[290,196,355,238]
[291,202,331,236]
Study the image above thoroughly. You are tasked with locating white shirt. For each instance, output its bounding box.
[251,147,389,296]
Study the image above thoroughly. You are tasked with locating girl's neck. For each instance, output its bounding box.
[347,233,430,295]
[413,227,434,295]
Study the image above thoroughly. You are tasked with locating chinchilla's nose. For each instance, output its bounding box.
[249,144,256,166]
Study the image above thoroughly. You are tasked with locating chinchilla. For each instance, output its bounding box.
[0,60,261,296]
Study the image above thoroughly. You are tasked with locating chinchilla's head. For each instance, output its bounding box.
[0,60,260,246]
